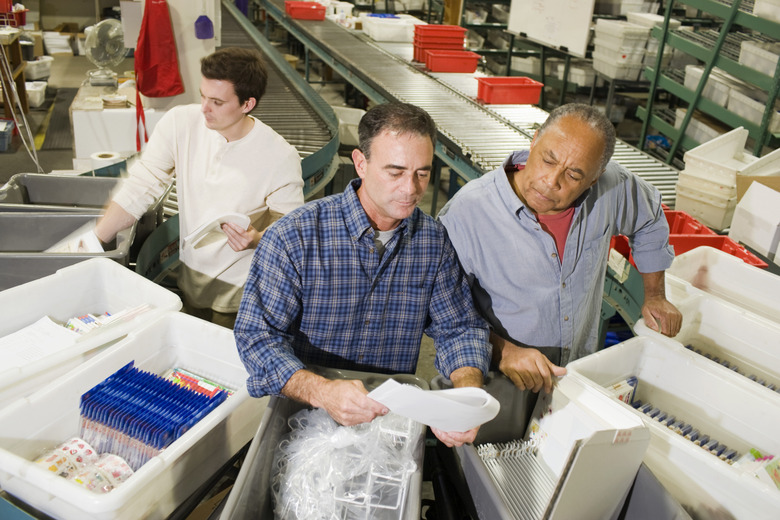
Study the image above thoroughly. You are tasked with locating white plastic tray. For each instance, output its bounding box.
[0,311,266,520]
[635,292,780,397]
[567,336,780,520]
[666,246,780,324]
[0,258,182,409]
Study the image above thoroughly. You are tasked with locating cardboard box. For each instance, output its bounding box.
[736,174,780,201]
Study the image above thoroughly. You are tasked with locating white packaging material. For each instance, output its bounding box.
[25,80,46,108]
[0,258,182,410]
[567,336,780,520]
[729,181,780,258]
[331,105,365,147]
[634,292,780,396]
[682,127,780,183]
[754,0,780,23]
[25,56,54,80]
[0,312,267,520]
[727,87,780,133]
[675,178,737,231]
[739,40,780,77]
[667,246,780,324]
[674,108,724,144]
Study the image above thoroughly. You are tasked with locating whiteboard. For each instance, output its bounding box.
[507,0,596,58]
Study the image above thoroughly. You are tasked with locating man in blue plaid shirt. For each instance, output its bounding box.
[235,103,491,447]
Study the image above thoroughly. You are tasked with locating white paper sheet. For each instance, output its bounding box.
[368,379,500,432]
[0,316,81,370]
[182,212,250,249]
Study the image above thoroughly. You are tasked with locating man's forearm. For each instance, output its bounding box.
[95,201,137,243]
[281,369,330,408]
[640,270,666,300]
[449,366,484,389]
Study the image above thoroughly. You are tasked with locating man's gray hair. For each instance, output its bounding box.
[536,103,616,172]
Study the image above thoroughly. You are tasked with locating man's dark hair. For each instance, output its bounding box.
[537,103,616,172]
[358,103,437,160]
[201,47,268,105]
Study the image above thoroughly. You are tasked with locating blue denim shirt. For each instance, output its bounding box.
[235,179,491,397]
[439,151,673,363]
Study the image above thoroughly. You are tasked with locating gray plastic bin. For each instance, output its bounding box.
[219,367,428,520]
[0,173,170,247]
[0,212,135,290]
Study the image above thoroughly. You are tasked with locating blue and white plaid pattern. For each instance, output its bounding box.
[235,179,490,397]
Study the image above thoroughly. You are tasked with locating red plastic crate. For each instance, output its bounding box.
[0,0,12,12]
[413,42,465,62]
[665,210,717,236]
[413,34,466,46]
[284,1,326,20]
[414,24,467,38]
[424,50,480,73]
[610,234,767,269]
[0,9,27,27]
[476,76,543,105]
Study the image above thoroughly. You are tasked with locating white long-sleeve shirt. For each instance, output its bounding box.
[114,104,304,312]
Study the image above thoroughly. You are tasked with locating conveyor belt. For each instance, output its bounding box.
[259,0,680,206]
[163,2,339,217]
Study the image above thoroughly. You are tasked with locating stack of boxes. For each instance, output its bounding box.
[592,19,650,81]
[675,127,780,231]
[412,24,466,63]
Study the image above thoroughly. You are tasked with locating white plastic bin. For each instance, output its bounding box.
[753,0,780,23]
[682,127,780,184]
[594,19,650,49]
[592,57,642,81]
[219,368,427,519]
[453,374,650,520]
[24,56,54,80]
[361,14,425,43]
[676,170,736,198]
[567,336,780,520]
[592,44,645,65]
[684,65,735,106]
[626,12,681,29]
[0,258,182,409]
[727,87,780,133]
[0,311,266,520]
[634,292,780,396]
[331,105,365,147]
[666,246,780,324]
[674,108,724,144]
[739,40,780,77]
[675,177,737,231]
[25,81,46,108]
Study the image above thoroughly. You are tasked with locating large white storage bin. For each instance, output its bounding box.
[634,292,780,397]
[666,246,780,324]
[567,336,780,520]
[729,181,780,259]
[0,312,266,520]
[0,258,182,409]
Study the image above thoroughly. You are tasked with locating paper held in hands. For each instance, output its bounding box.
[44,220,103,253]
[368,379,500,432]
[182,212,250,249]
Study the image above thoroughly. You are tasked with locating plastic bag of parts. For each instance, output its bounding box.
[271,408,422,520]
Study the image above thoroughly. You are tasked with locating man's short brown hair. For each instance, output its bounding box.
[201,47,268,105]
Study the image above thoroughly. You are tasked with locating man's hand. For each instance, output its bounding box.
[431,426,478,447]
[282,370,388,426]
[641,296,682,337]
[640,271,682,338]
[222,221,262,252]
[492,333,566,393]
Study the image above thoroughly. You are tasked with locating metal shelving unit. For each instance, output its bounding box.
[638,0,780,161]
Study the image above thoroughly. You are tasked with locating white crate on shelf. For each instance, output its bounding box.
[594,19,650,49]
[592,43,645,65]
[331,105,364,147]
[634,292,780,397]
[0,258,182,410]
[727,87,780,133]
[683,65,736,106]
[558,61,600,87]
[0,312,266,520]
[511,56,541,76]
[25,80,46,108]
[667,246,780,324]
[626,11,681,29]
[675,177,737,231]
[568,336,780,520]
[677,170,737,198]
[593,56,642,80]
[491,3,509,23]
[739,40,780,77]
[463,6,488,24]
[674,107,725,144]
[683,126,780,182]
[729,181,780,259]
[754,0,780,23]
